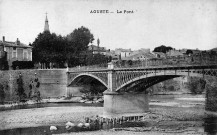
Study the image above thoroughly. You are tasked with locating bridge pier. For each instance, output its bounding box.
[103,91,149,118]
[205,78,217,116]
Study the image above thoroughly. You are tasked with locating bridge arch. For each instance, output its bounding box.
[115,70,208,92]
[68,73,108,88]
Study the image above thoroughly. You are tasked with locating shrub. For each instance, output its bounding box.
[16,74,27,102]
[29,76,41,102]
[12,61,34,70]
[0,59,9,70]
[168,85,175,91]
[187,77,206,94]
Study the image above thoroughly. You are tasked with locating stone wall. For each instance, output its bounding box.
[0,69,67,102]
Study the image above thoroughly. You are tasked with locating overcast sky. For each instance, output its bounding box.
[0,0,217,51]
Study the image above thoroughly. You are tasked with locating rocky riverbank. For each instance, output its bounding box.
[1,94,214,135]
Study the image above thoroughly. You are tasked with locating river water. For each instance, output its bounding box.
[0,94,217,135]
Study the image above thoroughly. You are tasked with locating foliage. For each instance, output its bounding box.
[66,26,94,67]
[29,76,41,102]
[168,85,175,91]
[187,77,206,94]
[186,50,193,55]
[0,52,9,70]
[16,74,27,102]
[86,53,110,66]
[12,61,34,70]
[205,83,217,111]
[80,81,106,96]
[32,26,94,67]
[153,45,173,53]
[0,84,5,104]
[32,31,67,66]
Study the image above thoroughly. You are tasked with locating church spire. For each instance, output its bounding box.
[44,12,50,32]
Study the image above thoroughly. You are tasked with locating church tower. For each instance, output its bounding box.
[44,13,50,32]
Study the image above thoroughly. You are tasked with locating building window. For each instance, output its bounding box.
[30,51,32,61]
[24,51,28,60]
[12,48,17,58]
[12,51,16,58]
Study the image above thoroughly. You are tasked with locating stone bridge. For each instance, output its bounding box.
[67,63,217,118]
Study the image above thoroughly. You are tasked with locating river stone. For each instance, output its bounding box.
[77,123,84,127]
[97,98,104,103]
[66,125,73,130]
[84,123,90,128]
[79,100,86,103]
[85,101,93,104]
[66,121,75,127]
[50,126,57,131]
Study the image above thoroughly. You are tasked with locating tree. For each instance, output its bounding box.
[32,26,94,68]
[86,53,109,66]
[32,31,67,67]
[66,26,94,67]
[186,50,193,55]
[153,45,173,53]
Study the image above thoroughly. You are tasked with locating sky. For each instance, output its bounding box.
[0,0,217,51]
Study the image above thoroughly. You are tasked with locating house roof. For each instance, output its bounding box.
[0,40,32,48]
[115,48,132,52]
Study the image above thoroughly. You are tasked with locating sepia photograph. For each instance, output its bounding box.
[0,0,217,134]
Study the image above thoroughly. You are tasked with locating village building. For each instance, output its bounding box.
[115,48,133,59]
[0,36,32,69]
[88,38,107,55]
[88,44,107,55]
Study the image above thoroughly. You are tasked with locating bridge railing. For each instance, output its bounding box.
[68,64,108,72]
[68,57,217,71]
[113,58,217,69]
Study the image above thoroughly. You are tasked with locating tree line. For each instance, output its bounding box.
[32,26,110,68]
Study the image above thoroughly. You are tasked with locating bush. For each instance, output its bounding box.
[16,74,27,102]
[12,61,34,70]
[187,77,206,94]
[168,85,175,91]
[0,59,9,70]
[29,76,41,102]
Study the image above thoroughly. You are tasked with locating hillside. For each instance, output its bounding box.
[211,47,217,52]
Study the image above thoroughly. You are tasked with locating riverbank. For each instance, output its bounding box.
[0,94,214,135]
[0,106,102,130]
[0,93,204,111]
[0,106,206,134]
